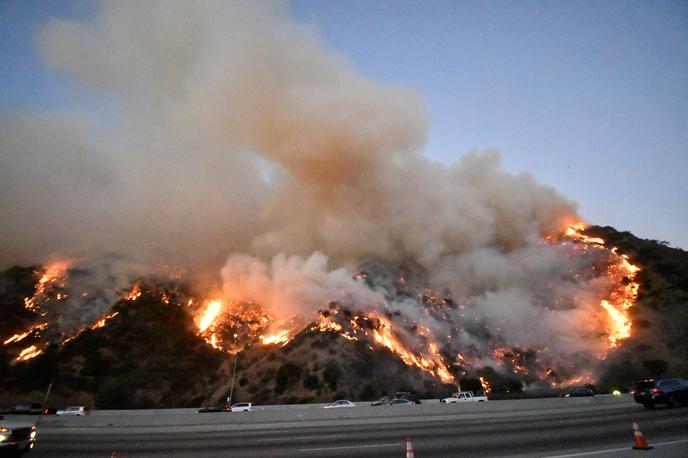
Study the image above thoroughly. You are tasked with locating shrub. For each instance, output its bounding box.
[303,374,321,390]
[323,361,341,391]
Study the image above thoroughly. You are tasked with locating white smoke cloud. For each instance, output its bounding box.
[221,252,385,322]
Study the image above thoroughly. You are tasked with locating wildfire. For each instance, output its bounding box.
[1,221,643,390]
[563,224,640,348]
[16,345,43,361]
[480,376,492,393]
[198,299,222,333]
[564,224,605,245]
[124,283,142,301]
[91,311,119,329]
[599,300,631,345]
[23,260,71,313]
[312,308,454,383]
[260,329,292,346]
[373,318,453,383]
[3,323,48,345]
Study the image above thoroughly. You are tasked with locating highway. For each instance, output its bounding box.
[12,395,688,457]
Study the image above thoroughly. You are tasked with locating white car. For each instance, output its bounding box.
[56,406,88,416]
[0,415,37,455]
[231,402,253,412]
[324,400,356,409]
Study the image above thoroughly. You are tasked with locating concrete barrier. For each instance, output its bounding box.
[11,394,635,434]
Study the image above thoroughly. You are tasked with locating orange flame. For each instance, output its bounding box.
[312,311,454,383]
[563,224,640,349]
[198,299,223,333]
[3,323,48,345]
[123,283,142,301]
[260,329,292,346]
[24,260,71,313]
[91,311,119,329]
[480,376,492,393]
[16,345,43,361]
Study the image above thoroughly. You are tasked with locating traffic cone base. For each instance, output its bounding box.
[405,436,415,458]
[632,421,653,450]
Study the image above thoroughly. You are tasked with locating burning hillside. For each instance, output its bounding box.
[2,223,640,390]
[2,225,687,408]
[0,2,686,407]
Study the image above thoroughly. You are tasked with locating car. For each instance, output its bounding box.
[633,378,688,409]
[370,395,395,406]
[389,398,414,406]
[197,405,230,413]
[324,400,356,409]
[565,387,595,397]
[0,414,37,456]
[441,391,488,403]
[394,392,422,404]
[10,404,42,415]
[56,406,88,416]
[231,402,253,412]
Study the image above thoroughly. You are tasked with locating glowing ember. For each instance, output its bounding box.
[3,332,31,345]
[16,345,43,361]
[480,376,492,393]
[91,312,119,329]
[124,283,142,301]
[3,323,48,345]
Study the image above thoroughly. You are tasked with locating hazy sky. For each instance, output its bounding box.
[2,0,687,248]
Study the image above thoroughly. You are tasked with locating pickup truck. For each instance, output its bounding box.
[0,415,37,456]
[56,406,88,416]
[440,391,489,403]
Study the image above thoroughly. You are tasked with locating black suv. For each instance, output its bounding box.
[633,378,688,409]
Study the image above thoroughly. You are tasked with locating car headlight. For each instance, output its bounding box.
[0,433,9,442]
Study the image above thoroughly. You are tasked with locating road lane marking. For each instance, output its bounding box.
[259,434,345,441]
[543,438,688,457]
[298,442,401,452]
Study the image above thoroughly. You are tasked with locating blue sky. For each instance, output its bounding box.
[2,0,687,247]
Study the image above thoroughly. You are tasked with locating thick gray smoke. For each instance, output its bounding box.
[2,1,621,378]
[0,0,577,271]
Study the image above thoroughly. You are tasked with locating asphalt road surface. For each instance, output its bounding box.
[16,396,688,457]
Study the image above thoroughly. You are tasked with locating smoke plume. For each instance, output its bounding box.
[2,1,627,379]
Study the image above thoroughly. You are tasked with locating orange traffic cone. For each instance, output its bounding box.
[405,436,415,458]
[632,421,652,450]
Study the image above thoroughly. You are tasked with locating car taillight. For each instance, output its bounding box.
[651,387,660,394]
[630,389,636,395]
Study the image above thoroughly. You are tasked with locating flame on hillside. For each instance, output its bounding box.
[2,224,641,389]
[562,224,639,347]
[23,260,71,314]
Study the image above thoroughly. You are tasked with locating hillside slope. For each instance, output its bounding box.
[1,226,687,408]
